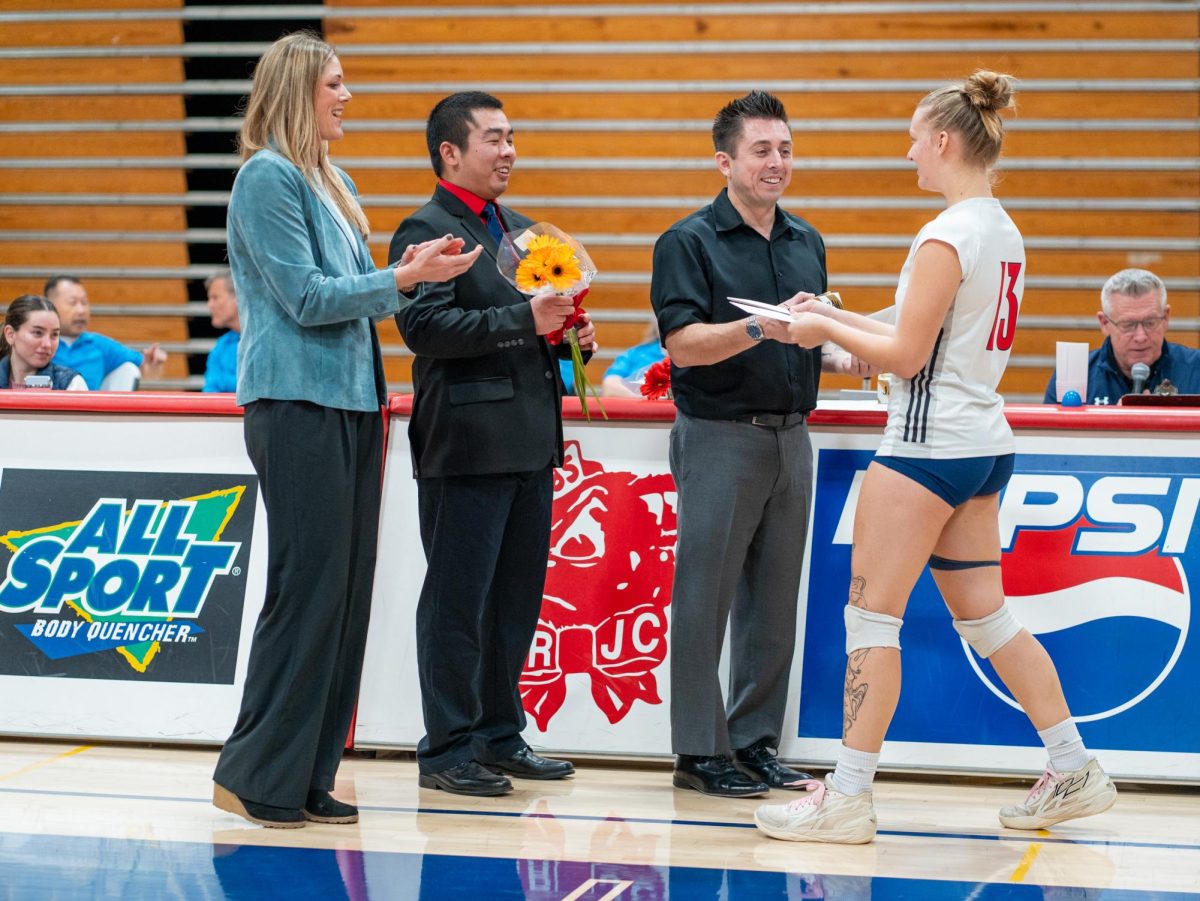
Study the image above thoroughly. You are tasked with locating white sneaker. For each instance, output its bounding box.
[753,776,877,844]
[999,758,1117,830]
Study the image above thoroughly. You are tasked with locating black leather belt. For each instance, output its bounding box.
[731,412,808,429]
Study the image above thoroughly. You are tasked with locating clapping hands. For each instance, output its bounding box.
[394,235,484,290]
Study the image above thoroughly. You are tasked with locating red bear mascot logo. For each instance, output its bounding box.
[520,440,677,729]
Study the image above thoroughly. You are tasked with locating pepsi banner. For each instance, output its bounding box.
[795,440,1200,781]
[0,469,257,684]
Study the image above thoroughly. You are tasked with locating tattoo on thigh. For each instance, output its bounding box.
[849,575,867,608]
[843,649,870,738]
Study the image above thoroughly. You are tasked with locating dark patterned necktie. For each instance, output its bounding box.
[481,201,506,245]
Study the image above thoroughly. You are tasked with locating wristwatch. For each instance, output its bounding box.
[745,315,765,342]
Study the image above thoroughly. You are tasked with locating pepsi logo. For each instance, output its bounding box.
[966,471,1197,722]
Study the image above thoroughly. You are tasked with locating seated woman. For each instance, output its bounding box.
[0,295,87,390]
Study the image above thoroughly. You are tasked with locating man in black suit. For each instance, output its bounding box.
[389,91,592,796]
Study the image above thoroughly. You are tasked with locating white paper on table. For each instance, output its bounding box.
[1055,341,1090,402]
[727,296,795,323]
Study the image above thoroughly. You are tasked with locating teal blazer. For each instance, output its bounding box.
[228,148,406,411]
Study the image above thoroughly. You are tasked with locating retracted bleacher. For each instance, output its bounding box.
[2,1,1196,397]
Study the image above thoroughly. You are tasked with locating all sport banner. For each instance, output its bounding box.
[0,469,257,684]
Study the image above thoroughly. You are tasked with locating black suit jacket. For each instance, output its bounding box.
[389,185,566,478]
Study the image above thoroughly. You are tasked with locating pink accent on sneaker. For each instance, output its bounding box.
[784,779,827,810]
[1025,765,1062,803]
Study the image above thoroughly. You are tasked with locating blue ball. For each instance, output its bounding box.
[1061,389,1083,407]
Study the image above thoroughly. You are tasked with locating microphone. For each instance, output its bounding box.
[1130,362,1150,395]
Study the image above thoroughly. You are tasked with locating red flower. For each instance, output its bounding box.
[641,357,672,400]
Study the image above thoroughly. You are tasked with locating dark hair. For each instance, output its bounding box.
[1,294,59,358]
[43,275,81,297]
[712,91,789,155]
[426,91,504,176]
[919,70,1017,169]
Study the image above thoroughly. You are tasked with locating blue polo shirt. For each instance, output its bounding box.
[52,331,142,390]
[605,338,666,382]
[203,330,241,393]
[558,359,576,396]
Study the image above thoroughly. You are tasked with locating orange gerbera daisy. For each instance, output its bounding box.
[514,235,582,293]
[515,257,549,292]
[525,234,560,253]
[542,244,582,291]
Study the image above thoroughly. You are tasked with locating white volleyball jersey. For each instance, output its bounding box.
[877,197,1024,459]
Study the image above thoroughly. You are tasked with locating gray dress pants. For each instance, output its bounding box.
[668,411,813,756]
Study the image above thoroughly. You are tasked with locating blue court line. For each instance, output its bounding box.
[2,784,1197,853]
[2,832,1199,901]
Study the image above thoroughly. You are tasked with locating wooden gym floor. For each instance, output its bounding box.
[0,738,1197,899]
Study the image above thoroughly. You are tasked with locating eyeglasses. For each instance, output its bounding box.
[1105,315,1165,335]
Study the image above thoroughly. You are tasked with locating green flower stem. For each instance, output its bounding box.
[566,327,607,422]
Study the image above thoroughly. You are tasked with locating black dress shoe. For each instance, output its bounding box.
[304,789,359,824]
[672,754,769,798]
[418,760,513,796]
[734,739,814,789]
[213,783,305,829]
[485,746,574,780]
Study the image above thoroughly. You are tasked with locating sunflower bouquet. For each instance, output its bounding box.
[497,223,605,421]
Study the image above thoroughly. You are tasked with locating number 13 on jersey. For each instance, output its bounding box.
[986,260,1022,351]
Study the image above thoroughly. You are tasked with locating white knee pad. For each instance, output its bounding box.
[952,603,1022,658]
[844,605,903,654]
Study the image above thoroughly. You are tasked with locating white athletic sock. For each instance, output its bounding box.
[829,744,880,797]
[1038,718,1090,773]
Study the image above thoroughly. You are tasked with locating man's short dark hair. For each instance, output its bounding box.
[43,275,81,297]
[426,91,504,177]
[712,91,789,155]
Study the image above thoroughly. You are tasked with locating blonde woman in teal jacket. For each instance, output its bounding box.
[212,31,480,829]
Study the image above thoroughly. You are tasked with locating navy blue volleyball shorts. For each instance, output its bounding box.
[871,453,1015,508]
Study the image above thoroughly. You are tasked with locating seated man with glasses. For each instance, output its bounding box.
[1044,268,1200,404]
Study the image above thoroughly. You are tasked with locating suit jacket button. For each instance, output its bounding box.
[518,338,525,345]
[544,371,553,379]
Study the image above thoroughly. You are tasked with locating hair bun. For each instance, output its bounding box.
[963,70,1016,113]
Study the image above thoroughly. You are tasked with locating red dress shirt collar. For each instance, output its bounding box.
[438,179,491,217]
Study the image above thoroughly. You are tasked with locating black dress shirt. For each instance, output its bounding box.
[650,189,826,420]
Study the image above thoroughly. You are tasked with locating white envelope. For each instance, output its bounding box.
[727,296,795,323]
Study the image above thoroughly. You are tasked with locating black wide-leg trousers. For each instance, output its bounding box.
[214,399,383,809]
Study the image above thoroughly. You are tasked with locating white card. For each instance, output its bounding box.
[727,297,795,323]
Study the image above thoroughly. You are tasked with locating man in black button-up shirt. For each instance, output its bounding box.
[651,91,823,799]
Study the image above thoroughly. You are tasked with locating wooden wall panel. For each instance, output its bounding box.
[0,58,186,85]
[363,206,1200,239]
[0,3,190,386]
[2,2,1193,396]
[0,206,187,231]
[326,10,1197,44]
[347,168,1200,203]
[0,21,181,46]
[338,128,1199,160]
[341,51,1198,82]
[0,276,186,301]
[347,91,1200,122]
